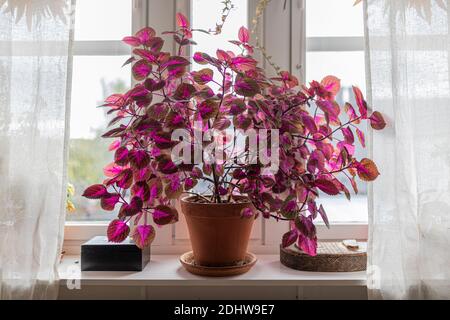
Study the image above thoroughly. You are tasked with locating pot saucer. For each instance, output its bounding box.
[180,251,257,277]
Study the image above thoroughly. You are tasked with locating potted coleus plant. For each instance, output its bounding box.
[83,13,385,270]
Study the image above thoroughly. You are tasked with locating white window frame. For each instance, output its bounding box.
[63,0,368,255]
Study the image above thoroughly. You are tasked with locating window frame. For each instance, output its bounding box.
[63,0,369,255]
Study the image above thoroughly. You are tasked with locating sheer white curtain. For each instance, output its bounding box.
[364,0,450,299]
[0,0,75,299]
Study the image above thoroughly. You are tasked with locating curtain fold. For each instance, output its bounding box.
[364,0,450,299]
[0,0,75,299]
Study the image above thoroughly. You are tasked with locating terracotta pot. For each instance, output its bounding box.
[180,196,255,267]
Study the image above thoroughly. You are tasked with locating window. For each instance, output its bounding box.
[64,0,367,250]
[306,0,368,223]
[67,0,134,221]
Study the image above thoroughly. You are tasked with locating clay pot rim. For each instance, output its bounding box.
[180,195,251,205]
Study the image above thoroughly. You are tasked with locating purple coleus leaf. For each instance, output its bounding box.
[119,196,143,217]
[152,205,178,225]
[107,219,130,243]
[297,233,318,256]
[135,27,156,45]
[173,83,196,100]
[234,75,260,97]
[307,200,318,219]
[295,215,317,239]
[352,86,368,119]
[133,48,158,64]
[129,149,150,169]
[230,56,257,72]
[238,26,250,43]
[122,36,141,47]
[116,168,133,189]
[302,114,317,134]
[240,207,255,218]
[101,193,121,211]
[156,155,178,174]
[314,178,340,195]
[341,126,354,144]
[152,131,174,149]
[198,99,218,120]
[82,184,108,199]
[132,224,156,249]
[318,204,330,229]
[132,59,152,81]
[131,181,150,202]
[176,12,189,28]
[229,99,246,115]
[193,52,209,64]
[192,68,213,85]
[184,177,196,190]
[369,111,386,130]
[356,128,365,147]
[355,158,380,182]
[114,146,129,166]
[281,228,298,248]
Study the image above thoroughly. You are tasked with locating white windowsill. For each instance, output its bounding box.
[58,255,367,287]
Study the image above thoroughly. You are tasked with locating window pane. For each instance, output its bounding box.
[74,0,132,40]
[67,56,131,221]
[306,51,366,92]
[306,0,364,37]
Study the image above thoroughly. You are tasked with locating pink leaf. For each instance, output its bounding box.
[352,86,368,119]
[230,56,257,72]
[82,184,108,199]
[108,140,121,151]
[302,114,317,134]
[176,12,189,28]
[234,75,260,97]
[132,60,152,80]
[369,111,386,130]
[103,162,124,177]
[341,127,354,144]
[193,52,209,64]
[297,234,317,256]
[295,215,317,239]
[238,26,249,43]
[122,36,141,47]
[129,149,150,169]
[152,205,178,225]
[240,207,255,218]
[320,75,341,97]
[314,179,340,195]
[216,49,231,62]
[282,229,298,248]
[119,196,143,217]
[135,27,156,45]
[133,49,157,63]
[356,128,365,147]
[107,219,130,243]
[114,146,129,166]
[101,193,120,211]
[318,204,329,228]
[131,181,150,202]
[191,68,213,84]
[116,168,133,189]
[344,102,360,123]
[132,224,155,249]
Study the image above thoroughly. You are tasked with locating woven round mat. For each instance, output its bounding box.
[280,241,367,272]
